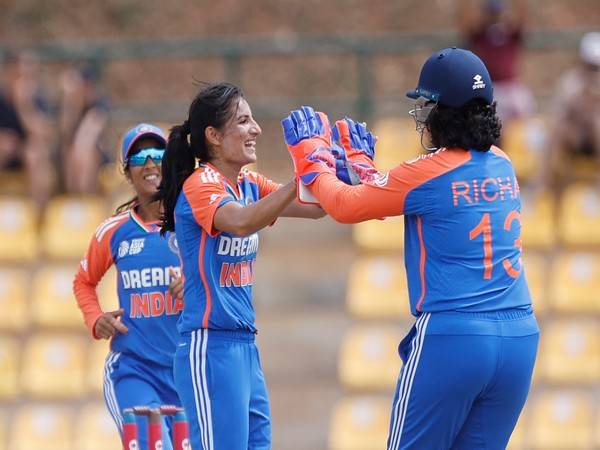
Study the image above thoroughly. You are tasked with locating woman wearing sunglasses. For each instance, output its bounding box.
[73,123,184,450]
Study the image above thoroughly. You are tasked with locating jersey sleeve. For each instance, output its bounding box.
[310,149,471,223]
[182,172,236,237]
[72,217,120,338]
[243,170,282,198]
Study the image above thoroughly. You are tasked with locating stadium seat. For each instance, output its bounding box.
[0,336,19,399]
[529,390,594,449]
[550,252,600,313]
[352,216,404,251]
[0,196,38,262]
[0,268,29,331]
[346,257,412,320]
[538,320,600,384]
[31,265,85,328]
[502,117,547,182]
[87,341,110,395]
[9,405,73,450]
[74,403,121,450]
[522,253,548,315]
[520,190,556,249]
[559,183,600,246]
[40,195,107,260]
[372,117,422,170]
[328,396,390,450]
[21,333,86,399]
[338,325,403,390]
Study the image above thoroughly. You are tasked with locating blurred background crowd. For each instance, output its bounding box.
[0,0,598,449]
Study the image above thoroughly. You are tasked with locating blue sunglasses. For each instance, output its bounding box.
[125,147,165,167]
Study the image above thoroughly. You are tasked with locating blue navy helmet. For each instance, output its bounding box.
[407,47,494,108]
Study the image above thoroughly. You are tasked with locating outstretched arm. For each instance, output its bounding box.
[214,180,297,235]
[309,172,403,223]
[280,198,325,218]
[282,107,473,223]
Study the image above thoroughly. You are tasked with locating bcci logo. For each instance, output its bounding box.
[168,234,179,255]
[118,241,130,258]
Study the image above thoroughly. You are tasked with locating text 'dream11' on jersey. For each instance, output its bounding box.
[174,164,280,333]
[73,208,182,366]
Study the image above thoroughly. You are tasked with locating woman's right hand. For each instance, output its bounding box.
[94,308,129,339]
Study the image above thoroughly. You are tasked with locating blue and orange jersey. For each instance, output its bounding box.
[73,207,182,366]
[175,163,280,333]
[311,146,532,315]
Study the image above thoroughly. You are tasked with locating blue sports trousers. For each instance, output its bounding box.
[387,309,539,450]
[174,328,271,450]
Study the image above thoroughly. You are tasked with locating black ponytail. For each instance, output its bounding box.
[157,82,244,234]
[157,124,196,233]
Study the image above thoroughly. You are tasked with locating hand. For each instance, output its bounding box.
[330,117,381,185]
[282,106,334,185]
[332,117,376,162]
[168,267,183,299]
[93,309,129,339]
[282,106,335,204]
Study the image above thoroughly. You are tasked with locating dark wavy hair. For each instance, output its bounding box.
[156,82,243,234]
[426,99,502,151]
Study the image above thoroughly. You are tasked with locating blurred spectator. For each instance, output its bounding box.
[59,64,109,193]
[546,31,600,189]
[0,50,55,208]
[458,0,535,123]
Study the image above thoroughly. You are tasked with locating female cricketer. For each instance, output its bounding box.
[73,123,183,450]
[157,82,324,450]
[283,48,539,450]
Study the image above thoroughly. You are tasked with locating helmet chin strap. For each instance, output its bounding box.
[419,129,439,152]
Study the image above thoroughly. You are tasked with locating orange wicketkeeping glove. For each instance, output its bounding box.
[281,106,335,203]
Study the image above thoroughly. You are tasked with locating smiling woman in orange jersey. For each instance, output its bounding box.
[73,123,183,450]
[283,48,539,450]
[157,82,324,450]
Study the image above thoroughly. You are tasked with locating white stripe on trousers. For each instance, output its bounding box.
[190,329,214,450]
[388,313,431,450]
[103,351,123,432]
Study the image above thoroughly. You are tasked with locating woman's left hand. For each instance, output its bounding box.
[168,267,183,299]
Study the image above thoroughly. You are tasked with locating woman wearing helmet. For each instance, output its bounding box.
[283,47,539,450]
